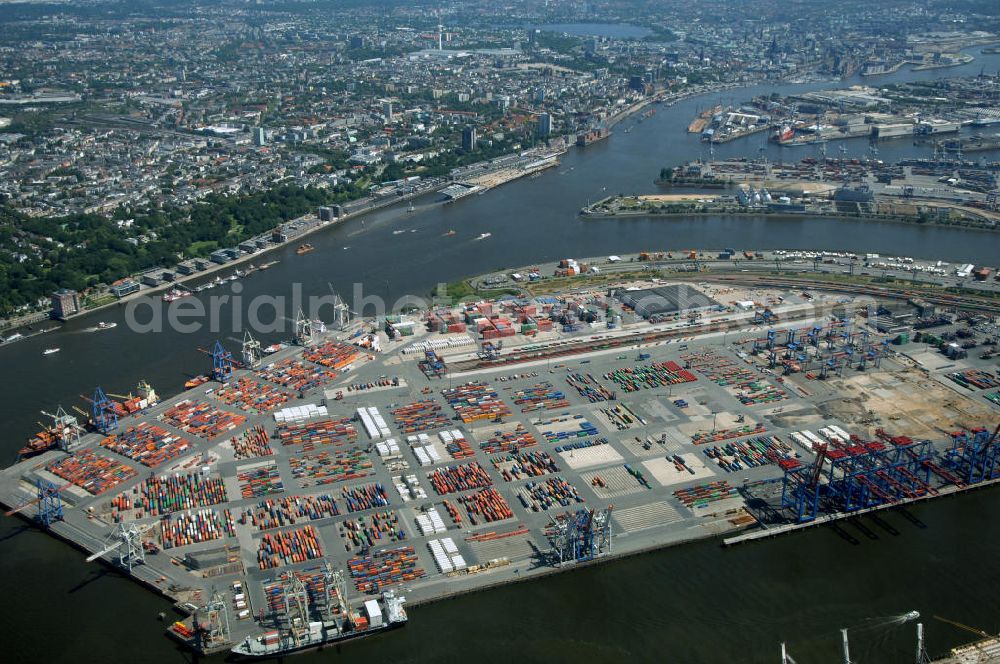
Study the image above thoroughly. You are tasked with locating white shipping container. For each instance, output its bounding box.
[803,430,825,448]
[364,600,384,627]
[791,431,814,451]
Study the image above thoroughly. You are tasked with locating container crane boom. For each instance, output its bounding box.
[4,482,73,516]
[932,615,992,639]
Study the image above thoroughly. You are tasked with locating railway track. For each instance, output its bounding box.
[703,274,1000,314]
[452,270,1000,372]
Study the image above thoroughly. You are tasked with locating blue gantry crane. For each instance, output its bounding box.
[548,506,613,565]
[89,386,119,434]
[5,479,67,526]
[209,340,234,382]
[34,479,65,526]
[944,424,1000,485]
[779,431,958,523]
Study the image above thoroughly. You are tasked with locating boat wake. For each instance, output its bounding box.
[852,611,920,632]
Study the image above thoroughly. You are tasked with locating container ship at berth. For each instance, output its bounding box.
[231,591,407,658]
[18,408,86,459]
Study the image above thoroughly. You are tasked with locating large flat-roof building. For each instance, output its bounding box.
[462,126,477,152]
[616,284,719,319]
[51,288,80,319]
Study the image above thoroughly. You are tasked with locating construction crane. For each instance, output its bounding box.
[933,615,993,640]
[242,330,262,369]
[841,628,855,664]
[195,590,232,649]
[24,406,84,454]
[81,386,119,433]
[294,308,314,346]
[810,443,828,490]
[328,291,352,330]
[85,522,154,572]
[915,623,931,664]
[987,422,1000,452]
[198,341,235,382]
[4,479,71,523]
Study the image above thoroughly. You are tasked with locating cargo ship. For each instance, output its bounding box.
[771,125,795,143]
[19,428,62,458]
[18,407,85,458]
[231,591,407,659]
[184,375,210,389]
[115,380,160,414]
[576,127,611,146]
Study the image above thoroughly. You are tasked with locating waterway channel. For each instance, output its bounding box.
[3,50,1000,663]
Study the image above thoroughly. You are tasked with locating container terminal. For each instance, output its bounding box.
[687,73,1000,146]
[1,250,998,656]
[589,155,1000,230]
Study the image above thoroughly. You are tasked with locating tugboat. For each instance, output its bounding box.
[231,590,407,659]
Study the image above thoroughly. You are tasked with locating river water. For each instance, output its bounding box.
[3,52,1000,664]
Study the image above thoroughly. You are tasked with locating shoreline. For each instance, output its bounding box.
[5,46,992,332]
[0,74,846,334]
[460,250,1000,310]
[54,183,449,324]
[2,244,998,656]
[580,206,1000,233]
[2,145,572,336]
[0,482,750,632]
